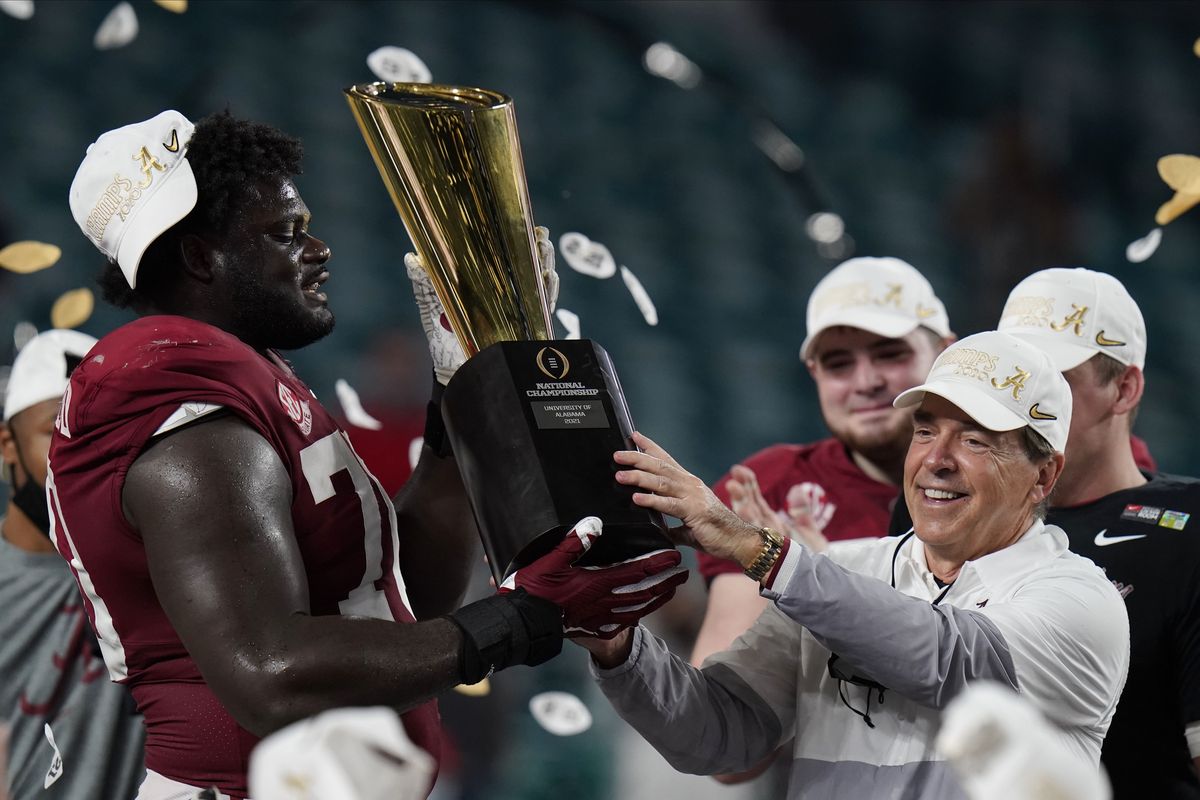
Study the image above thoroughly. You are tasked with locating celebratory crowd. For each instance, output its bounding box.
[0,107,1196,800]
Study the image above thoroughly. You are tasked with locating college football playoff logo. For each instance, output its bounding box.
[277,381,313,436]
[536,346,570,380]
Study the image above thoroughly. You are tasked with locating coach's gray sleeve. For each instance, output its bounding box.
[590,618,797,775]
[765,545,1017,709]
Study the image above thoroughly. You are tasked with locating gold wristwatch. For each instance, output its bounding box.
[743,526,785,583]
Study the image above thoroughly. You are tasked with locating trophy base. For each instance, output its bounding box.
[442,339,672,583]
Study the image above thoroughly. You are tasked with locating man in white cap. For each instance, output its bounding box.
[580,331,1129,799]
[52,110,685,800]
[995,267,1200,799]
[692,257,954,672]
[0,329,145,798]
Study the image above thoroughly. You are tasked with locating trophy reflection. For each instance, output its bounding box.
[345,82,671,582]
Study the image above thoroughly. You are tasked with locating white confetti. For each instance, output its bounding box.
[93,2,138,50]
[558,232,617,279]
[366,46,432,84]
[334,379,382,430]
[554,307,581,340]
[0,0,33,19]
[43,724,63,788]
[13,321,37,353]
[619,265,658,326]
[1125,228,1163,263]
[407,436,424,471]
[529,691,592,736]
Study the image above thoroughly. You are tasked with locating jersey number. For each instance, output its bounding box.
[300,432,408,619]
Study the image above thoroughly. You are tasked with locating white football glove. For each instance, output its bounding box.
[405,226,560,386]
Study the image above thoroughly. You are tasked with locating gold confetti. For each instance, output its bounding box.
[453,678,491,697]
[1158,154,1200,194]
[1194,37,1200,58]
[153,0,187,12]
[0,241,61,273]
[50,288,95,329]
[1155,192,1200,227]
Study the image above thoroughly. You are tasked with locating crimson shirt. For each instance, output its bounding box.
[46,316,440,798]
[697,437,898,581]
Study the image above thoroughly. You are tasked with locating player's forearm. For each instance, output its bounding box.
[392,442,480,619]
[208,614,466,737]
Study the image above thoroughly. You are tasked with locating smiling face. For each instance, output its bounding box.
[808,326,944,462]
[208,176,334,351]
[904,394,1062,568]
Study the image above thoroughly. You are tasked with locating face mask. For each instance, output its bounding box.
[8,434,51,538]
[11,474,51,538]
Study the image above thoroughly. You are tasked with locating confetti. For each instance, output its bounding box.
[50,288,94,329]
[1154,192,1200,227]
[334,379,383,430]
[558,233,616,279]
[43,724,63,789]
[1158,154,1200,194]
[619,265,658,326]
[554,307,581,340]
[407,436,424,471]
[0,0,33,19]
[94,2,138,50]
[454,678,491,697]
[152,0,186,11]
[529,691,592,736]
[0,241,60,273]
[1195,38,1200,58]
[1125,228,1163,263]
[366,47,432,84]
[13,321,37,353]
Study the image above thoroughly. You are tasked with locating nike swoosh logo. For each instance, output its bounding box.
[1095,330,1125,347]
[163,129,180,152]
[1094,528,1147,547]
[1029,403,1057,420]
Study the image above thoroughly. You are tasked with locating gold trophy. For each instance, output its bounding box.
[345,82,670,582]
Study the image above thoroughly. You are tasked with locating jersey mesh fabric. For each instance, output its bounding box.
[45,315,440,799]
[697,438,897,582]
[1050,473,1200,800]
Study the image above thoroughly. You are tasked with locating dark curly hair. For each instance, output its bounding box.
[98,110,304,310]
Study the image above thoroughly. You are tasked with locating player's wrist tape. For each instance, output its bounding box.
[446,588,563,684]
[423,375,453,458]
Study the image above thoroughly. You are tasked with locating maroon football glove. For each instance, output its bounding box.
[500,516,688,639]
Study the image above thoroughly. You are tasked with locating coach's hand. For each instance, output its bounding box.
[615,432,765,569]
[502,516,688,639]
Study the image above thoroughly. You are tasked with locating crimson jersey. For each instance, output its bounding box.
[45,315,440,798]
[697,437,898,582]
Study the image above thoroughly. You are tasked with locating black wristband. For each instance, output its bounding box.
[423,376,454,458]
[446,589,564,684]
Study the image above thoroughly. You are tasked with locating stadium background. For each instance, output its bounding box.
[0,2,1197,798]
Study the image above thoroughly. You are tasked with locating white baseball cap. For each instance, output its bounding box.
[800,256,952,359]
[894,330,1072,452]
[4,329,97,423]
[249,707,434,800]
[998,268,1146,371]
[69,110,198,289]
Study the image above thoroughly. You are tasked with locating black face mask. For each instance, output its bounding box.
[9,435,50,538]
[11,473,50,537]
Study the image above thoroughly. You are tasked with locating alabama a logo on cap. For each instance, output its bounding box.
[277,381,313,436]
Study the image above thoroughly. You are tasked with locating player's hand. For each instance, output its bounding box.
[614,432,762,566]
[727,465,829,553]
[534,226,560,313]
[405,251,468,386]
[500,516,688,639]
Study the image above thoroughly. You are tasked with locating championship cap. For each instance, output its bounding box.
[800,256,952,359]
[249,707,434,800]
[69,110,198,290]
[3,329,97,483]
[894,330,1072,452]
[998,268,1146,371]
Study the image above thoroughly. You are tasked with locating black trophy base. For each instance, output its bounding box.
[441,339,672,583]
